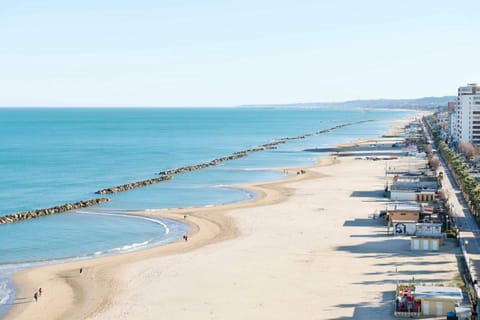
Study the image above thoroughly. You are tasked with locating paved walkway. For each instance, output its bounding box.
[436,148,480,297]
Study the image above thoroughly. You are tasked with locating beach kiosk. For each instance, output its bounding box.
[414,286,463,317]
[387,203,423,236]
[395,285,463,317]
[411,223,442,251]
[389,176,439,202]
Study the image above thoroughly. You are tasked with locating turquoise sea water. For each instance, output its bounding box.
[0,107,412,316]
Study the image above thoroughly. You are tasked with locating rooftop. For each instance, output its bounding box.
[414,286,462,301]
[391,185,437,192]
[387,203,423,212]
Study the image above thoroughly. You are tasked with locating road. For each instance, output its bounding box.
[436,147,480,300]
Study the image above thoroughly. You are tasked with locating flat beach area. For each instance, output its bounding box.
[5,122,461,320]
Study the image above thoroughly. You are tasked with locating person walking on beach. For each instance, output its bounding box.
[38,288,42,297]
[80,267,83,275]
[34,291,38,302]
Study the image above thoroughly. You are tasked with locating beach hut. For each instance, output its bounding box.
[394,285,463,318]
[410,236,442,251]
[414,286,463,317]
[387,203,423,236]
[411,223,442,251]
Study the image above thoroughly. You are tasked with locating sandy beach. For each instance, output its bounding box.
[5,126,461,320]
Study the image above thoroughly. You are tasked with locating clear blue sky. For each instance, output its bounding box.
[1,0,478,106]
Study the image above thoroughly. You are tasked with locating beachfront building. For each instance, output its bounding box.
[435,112,449,133]
[448,101,456,138]
[415,286,463,317]
[451,83,480,145]
[410,223,442,251]
[389,176,439,202]
[395,284,464,317]
[387,203,424,235]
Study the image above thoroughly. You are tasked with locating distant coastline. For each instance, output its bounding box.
[237,96,454,110]
[0,95,455,109]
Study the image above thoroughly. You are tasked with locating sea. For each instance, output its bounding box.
[0,107,413,317]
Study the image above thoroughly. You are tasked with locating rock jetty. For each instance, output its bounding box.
[158,120,372,176]
[0,198,111,225]
[95,175,173,194]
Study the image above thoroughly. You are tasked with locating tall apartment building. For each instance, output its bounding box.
[447,101,455,137]
[452,83,480,145]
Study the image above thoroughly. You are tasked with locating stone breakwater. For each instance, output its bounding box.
[159,144,283,175]
[0,198,111,225]
[1,120,372,225]
[95,175,173,194]
[158,121,371,176]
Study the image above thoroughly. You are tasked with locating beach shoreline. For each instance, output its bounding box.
[6,115,456,320]
[4,154,335,320]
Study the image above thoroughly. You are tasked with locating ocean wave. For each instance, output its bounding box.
[93,240,151,256]
[237,168,271,172]
[76,210,170,235]
[0,281,11,305]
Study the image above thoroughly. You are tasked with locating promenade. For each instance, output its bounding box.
[438,151,480,296]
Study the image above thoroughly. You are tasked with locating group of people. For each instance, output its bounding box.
[33,288,42,302]
[33,268,83,302]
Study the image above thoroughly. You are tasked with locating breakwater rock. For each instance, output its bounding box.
[0,198,111,225]
[95,175,173,194]
[158,120,372,176]
[158,145,282,175]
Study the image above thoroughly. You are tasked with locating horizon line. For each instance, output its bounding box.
[0,95,456,108]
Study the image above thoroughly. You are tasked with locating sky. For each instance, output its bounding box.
[0,0,479,107]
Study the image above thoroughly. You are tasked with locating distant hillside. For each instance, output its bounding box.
[239,96,455,110]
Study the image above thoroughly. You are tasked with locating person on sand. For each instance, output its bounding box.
[34,292,38,302]
[80,267,83,275]
[38,288,42,297]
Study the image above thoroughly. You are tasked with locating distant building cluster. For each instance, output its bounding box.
[446,83,480,145]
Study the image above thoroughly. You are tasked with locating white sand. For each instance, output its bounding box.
[6,151,460,320]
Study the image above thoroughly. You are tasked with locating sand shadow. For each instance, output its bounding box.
[375,260,449,266]
[343,218,386,227]
[58,275,80,279]
[329,291,396,320]
[7,296,33,306]
[337,238,414,256]
[350,233,390,238]
[350,190,385,198]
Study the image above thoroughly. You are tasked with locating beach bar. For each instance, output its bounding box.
[389,177,439,202]
[415,286,463,317]
[387,203,423,236]
[394,284,463,318]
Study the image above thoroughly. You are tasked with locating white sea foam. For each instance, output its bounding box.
[239,167,271,171]
[93,240,151,256]
[77,210,170,235]
[0,281,11,304]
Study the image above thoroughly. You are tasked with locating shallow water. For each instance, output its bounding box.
[0,107,413,317]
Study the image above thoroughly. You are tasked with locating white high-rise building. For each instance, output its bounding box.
[452,83,480,145]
